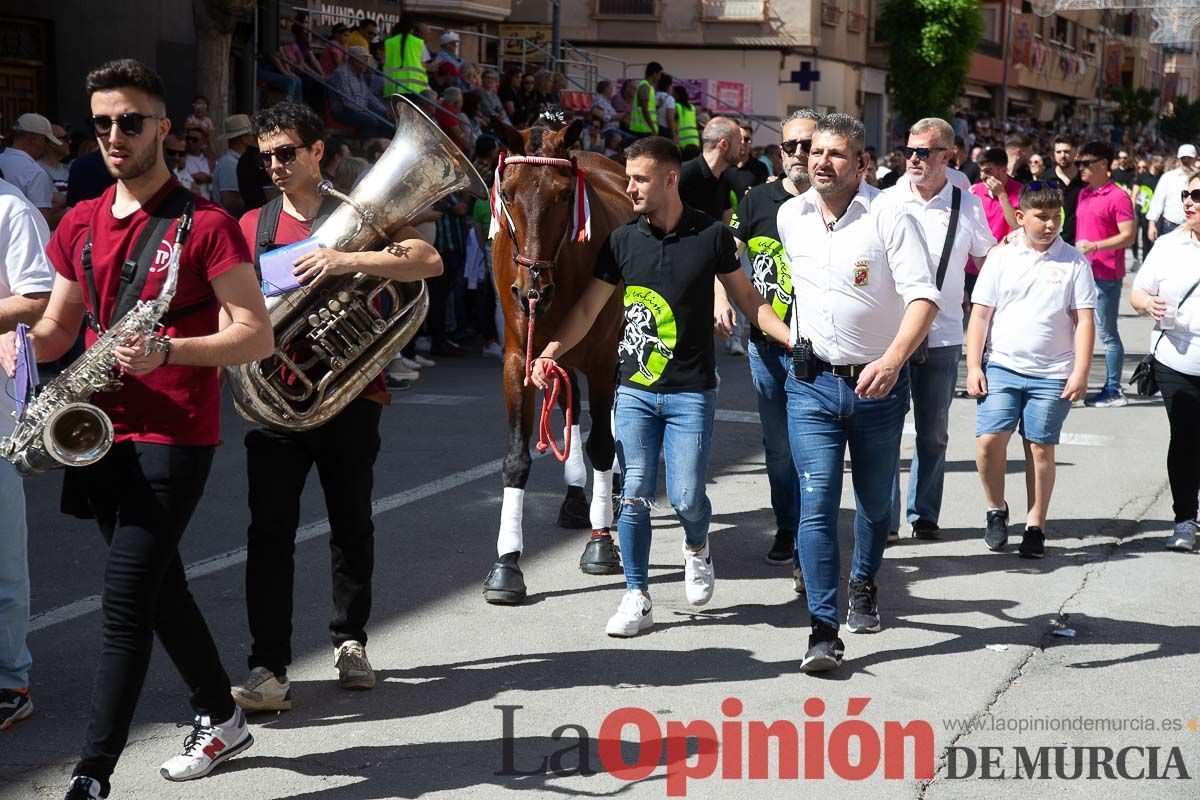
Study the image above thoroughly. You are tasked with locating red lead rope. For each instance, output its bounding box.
[522,295,573,462]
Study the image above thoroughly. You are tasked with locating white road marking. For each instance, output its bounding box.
[390,393,480,406]
[715,410,761,424]
[29,455,531,633]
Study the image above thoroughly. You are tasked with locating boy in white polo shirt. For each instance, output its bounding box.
[966,182,1097,558]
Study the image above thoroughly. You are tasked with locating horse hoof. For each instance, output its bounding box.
[484,552,527,605]
[579,532,623,575]
[558,486,591,529]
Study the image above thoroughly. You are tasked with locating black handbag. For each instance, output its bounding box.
[1129,274,1200,398]
[911,186,961,367]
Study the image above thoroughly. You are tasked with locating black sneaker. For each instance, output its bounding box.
[846,578,881,633]
[0,688,32,731]
[984,504,1009,551]
[766,528,794,565]
[885,530,900,548]
[63,776,108,799]
[912,519,941,540]
[800,622,845,673]
[1018,526,1046,559]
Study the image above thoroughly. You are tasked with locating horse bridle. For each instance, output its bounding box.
[490,152,592,301]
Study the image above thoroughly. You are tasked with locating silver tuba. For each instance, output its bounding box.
[227,94,487,431]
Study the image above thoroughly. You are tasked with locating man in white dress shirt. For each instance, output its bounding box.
[884,118,995,543]
[1147,144,1195,240]
[777,113,942,673]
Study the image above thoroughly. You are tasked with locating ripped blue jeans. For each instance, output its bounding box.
[614,385,717,591]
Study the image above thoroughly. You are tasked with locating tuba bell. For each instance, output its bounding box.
[227,94,487,431]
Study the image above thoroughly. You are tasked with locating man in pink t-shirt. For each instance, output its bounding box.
[1074,140,1135,407]
[968,147,1022,282]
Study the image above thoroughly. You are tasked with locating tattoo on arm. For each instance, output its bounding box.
[385,242,411,259]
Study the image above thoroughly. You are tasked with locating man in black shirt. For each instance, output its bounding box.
[1110,149,1136,192]
[728,108,818,576]
[954,135,980,185]
[1005,132,1033,184]
[677,116,740,222]
[1052,136,1086,244]
[529,136,790,637]
[236,145,273,211]
[725,119,768,208]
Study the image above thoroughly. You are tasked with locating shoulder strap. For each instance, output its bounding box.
[934,187,961,290]
[253,194,286,275]
[108,187,194,327]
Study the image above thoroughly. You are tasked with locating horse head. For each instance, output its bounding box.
[492,117,585,316]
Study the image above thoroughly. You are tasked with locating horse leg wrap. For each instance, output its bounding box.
[590,469,614,530]
[498,487,525,556]
[563,425,586,487]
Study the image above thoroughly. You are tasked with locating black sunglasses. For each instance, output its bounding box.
[780,138,812,156]
[1182,189,1200,203]
[902,146,949,161]
[166,148,186,158]
[91,113,163,137]
[259,142,313,167]
[1026,179,1063,191]
[1075,158,1099,168]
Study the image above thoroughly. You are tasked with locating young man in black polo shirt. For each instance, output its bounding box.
[728,108,819,576]
[677,116,740,223]
[530,137,790,637]
[725,119,769,209]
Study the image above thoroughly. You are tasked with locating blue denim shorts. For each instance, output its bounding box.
[975,363,1072,445]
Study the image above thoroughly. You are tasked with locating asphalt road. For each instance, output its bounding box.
[3,283,1199,799]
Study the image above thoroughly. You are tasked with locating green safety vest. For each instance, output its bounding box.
[629,79,657,134]
[677,103,699,148]
[383,33,429,96]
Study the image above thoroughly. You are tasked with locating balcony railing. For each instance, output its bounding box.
[846,9,867,32]
[596,0,656,16]
[821,1,842,27]
[700,0,768,21]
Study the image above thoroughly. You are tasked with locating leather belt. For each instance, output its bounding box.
[812,356,868,378]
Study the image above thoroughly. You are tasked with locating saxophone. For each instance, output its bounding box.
[0,206,194,476]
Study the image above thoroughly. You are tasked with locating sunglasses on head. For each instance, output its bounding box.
[1026,179,1063,191]
[902,146,948,161]
[779,138,811,156]
[166,148,186,157]
[1182,189,1200,203]
[91,112,163,137]
[259,142,313,167]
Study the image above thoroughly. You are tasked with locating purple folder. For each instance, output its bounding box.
[259,236,321,297]
[14,323,38,420]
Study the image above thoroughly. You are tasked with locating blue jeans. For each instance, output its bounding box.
[614,385,717,591]
[787,368,910,630]
[330,108,394,139]
[892,345,960,529]
[256,66,302,102]
[976,363,1071,445]
[748,341,800,537]
[1094,278,1124,394]
[0,462,31,689]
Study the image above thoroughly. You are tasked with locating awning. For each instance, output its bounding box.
[962,83,994,100]
[1005,86,1033,102]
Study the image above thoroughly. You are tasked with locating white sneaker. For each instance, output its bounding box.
[481,341,503,360]
[605,590,653,637]
[1166,520,1198,552]
[398,354,423,371]
[412,354,436,368]
[386,360,420,381]
[159,707,253,782]
[683,540,715,606]
[728,338,746,356]
[231,666,291,712]
[335,640,376,690]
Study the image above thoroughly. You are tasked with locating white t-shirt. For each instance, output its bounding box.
[884,176,995,346]
[973,235,1098,379]
[0,147,53,209]
[1131,227,1200,376]
[656,92,675,129]
[0,178,55,432]
[185,153,212,200]
[173,167,195,192]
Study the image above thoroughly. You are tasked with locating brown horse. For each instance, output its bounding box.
[481,118,634,604]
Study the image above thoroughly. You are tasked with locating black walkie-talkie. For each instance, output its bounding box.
[792,338,813,381]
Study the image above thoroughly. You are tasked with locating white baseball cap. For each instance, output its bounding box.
[1178,144,1197,159]
[12,113,63,145]
[441,31,460,45]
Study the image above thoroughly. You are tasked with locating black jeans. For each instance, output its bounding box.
[1156,361,1200,523]
[75,442,233,783]
[427,250,466,349]
[244,398,382,676]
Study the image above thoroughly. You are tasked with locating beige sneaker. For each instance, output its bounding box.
[231,666,291,712]
[335,641,376,690]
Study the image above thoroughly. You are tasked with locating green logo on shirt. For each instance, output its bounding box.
[620,286,677,386]
[747,236,793,321]
[1136,184,1153,216]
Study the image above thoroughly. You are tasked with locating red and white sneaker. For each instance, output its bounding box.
[159,707,254,782]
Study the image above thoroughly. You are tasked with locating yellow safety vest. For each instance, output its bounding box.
[677,103,699,148]
[629,79,657,134]
[383,33,429,96]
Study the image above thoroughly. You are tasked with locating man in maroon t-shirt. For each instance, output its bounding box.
[229,102,441,713]
[0,60,273,800]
